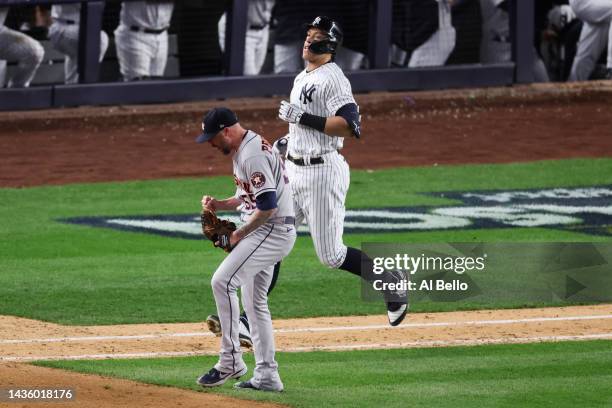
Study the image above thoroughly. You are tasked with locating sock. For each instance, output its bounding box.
[340,247,406,307]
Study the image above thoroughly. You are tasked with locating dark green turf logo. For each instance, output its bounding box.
[61,186,612,239]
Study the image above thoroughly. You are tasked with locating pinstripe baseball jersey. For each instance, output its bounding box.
[233,131,293,222]
[288,62,357,157]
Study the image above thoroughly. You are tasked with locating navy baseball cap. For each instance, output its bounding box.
[195,107,238,143]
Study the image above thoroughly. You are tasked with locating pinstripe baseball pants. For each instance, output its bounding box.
[286,151,350,268]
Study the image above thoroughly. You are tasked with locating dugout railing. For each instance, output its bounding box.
[0,0,535,111]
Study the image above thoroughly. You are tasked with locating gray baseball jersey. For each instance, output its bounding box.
[210,129,295,388]
[288,62,355,157]
[233,131,293,221]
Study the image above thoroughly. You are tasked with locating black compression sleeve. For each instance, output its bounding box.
[298,112,327,132]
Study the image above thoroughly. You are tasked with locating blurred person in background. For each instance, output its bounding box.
[0,6,44,88]
[114,0,174,81]
[48,3,109,84]
[568,0,612,80]
[218,0,275,75]
[272,0,312,73]
[391,0,457,68]
[272,0,368,73]
[479,0,549,81]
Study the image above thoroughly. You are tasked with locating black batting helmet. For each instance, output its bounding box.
[306,16,343,55]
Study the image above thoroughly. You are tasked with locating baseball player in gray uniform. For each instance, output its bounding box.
[277,16,408,326]
[0,7,44,88]
[48,4,109,84]
[195,107,295,392]
[113,1,174,81]
[568,0,612,80]
[218,0,275,75]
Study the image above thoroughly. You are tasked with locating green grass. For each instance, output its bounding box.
[1,158,611,325]
[36,340,612,408]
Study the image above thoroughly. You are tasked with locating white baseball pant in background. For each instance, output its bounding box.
[569,0,612,80]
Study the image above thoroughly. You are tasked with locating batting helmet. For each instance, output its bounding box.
[306,16,343,55]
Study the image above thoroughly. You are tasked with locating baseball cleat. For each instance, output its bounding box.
[234,379,284,392]
[387,303,408,327]
[206,314,253,349]
[196,366,247,388]
[239,315,253,349]
[206,314,222,337]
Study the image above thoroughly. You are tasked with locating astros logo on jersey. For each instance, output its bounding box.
[300,84,316,104]
[250,172,266,188]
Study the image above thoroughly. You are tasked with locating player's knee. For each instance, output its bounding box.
[210,274,230,295]
[317,250,345,269]
[25,41,44,66]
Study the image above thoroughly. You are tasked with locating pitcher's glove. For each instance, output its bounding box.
[200,209,236,252]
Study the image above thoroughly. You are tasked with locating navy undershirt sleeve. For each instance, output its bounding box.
[256,191,278,211]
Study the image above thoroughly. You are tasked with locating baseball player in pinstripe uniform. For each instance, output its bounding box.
[113,1,174,81]
[277,16,408,326]
[0,6,44,88]
[48,4,109,84]
[195,107,295,392]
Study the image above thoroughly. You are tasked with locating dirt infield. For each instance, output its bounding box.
[1,305,612,407]
[1,82,612,187]
[0,363,285,408]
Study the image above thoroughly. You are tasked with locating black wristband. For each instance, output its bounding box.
[299,112,327,132]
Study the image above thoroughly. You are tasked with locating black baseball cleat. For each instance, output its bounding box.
[196,366,247,388]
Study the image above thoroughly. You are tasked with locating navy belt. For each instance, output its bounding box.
[268,216,295,226]
[287,153,324,166]
[130,25,168,34]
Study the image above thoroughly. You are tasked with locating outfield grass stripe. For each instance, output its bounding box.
[4,333,612,362]
[3,313,611,345]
